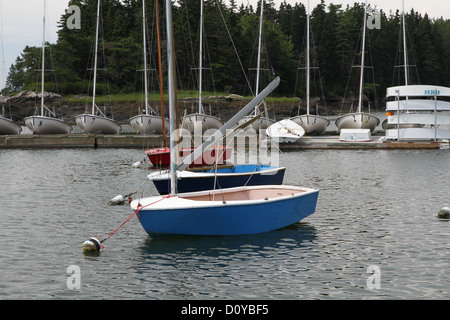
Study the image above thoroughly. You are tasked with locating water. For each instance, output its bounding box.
[0,147,449,300]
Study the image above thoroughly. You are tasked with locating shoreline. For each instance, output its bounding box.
[0,133,441,150]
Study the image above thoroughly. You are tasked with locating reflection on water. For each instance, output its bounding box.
[0,148,449,299]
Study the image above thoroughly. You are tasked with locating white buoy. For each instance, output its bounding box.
[132,161,142,168]
[438,206,450,219]
[82,237,103,252]
[109,194,125,205]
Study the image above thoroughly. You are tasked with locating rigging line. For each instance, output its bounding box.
[215,0,253,96]
[267,139,314,189]
[365,28,378,110]
[310,28,328,115]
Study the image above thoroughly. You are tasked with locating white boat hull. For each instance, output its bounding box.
[0,116,22,135]
[266,119,305,143]
[237,116,275,131]
[129,114,169,135]
[24,116,72,134]
[183,113,223,133]
[335,112,380,133]
[290,114,330,135]
[76,114,121,134]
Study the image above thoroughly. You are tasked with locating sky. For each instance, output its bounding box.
[1,0,449,91]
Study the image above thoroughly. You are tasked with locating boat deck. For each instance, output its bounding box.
[0,133,442,149]
[180,186,309,202]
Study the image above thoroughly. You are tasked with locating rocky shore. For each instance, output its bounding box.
[1,90,377,125]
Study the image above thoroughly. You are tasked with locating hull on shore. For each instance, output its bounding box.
[76,114,121,134]
[129,114,169,135]
[335,112,380,133]
[290,114,330,136]
[0,117,22,135]
[24,116,72,134]
[183,113,223,133]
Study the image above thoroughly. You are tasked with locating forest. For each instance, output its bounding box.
[4,0,450,108]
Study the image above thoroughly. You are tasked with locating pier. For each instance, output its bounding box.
[0,134,441,149]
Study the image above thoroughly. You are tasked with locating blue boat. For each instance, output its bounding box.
[148,164,286,195]
[130,185,319,236]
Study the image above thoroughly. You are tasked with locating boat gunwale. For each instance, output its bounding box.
[131,185,318,210]
[147,165,286,180]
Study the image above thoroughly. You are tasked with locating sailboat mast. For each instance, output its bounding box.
[166,0,177,195]
[198,0,204,114]
[306,0,310,115]
[92,0,101,115]
[357,0,368,113]
[142,0,149,115]
[402,0,408,86]
[41,0,46,116]
[155,0,166,146]
[255,0,264,96]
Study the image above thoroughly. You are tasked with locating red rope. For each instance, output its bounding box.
[101,195,173,243]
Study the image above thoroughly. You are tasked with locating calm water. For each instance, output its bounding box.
[0,147,449,300]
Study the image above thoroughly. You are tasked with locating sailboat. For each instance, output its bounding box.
[24,0,72,135]
[183,0,223,133]
[129,0,168,135]
[0,115,21,135]
[75,0,121,135]
[237,0,275,131]
[290,0,329,135]
[0,102,21,135]
[0,4,21,135]
[130,0,319,237]
[384,0,450,141]
[335,0,379,133]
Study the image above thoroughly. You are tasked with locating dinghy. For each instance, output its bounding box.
[266,119,305,143]
[131,185,318,236]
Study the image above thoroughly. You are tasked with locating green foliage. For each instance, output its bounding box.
[3,0,450,105]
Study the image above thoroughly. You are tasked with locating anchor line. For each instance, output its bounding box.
[100,195,173,244]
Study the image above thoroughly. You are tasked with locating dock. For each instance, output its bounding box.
[0,134,442,149]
